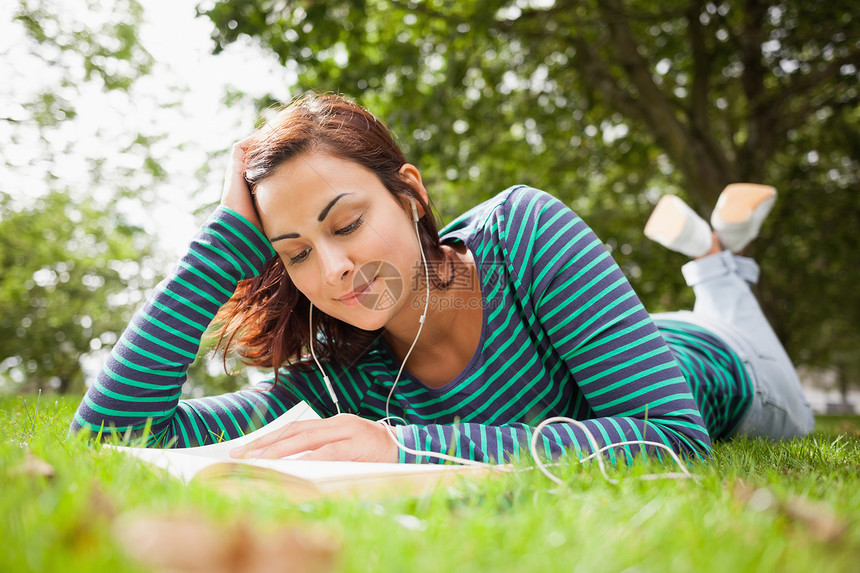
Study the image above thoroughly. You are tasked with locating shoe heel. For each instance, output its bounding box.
[644,195,713,257]
[710,183,777,252]
[713,183,776,223]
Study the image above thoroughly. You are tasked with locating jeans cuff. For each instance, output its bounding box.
[681,251,759,287]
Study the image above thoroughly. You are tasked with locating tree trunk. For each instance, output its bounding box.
[837,361,849,414]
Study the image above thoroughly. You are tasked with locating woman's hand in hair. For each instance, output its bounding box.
[229,414,400,463]
[221,135,262,230]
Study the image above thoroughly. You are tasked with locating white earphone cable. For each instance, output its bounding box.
[529,416,698,485]
[309,303,340,415]
[383,203,430,423]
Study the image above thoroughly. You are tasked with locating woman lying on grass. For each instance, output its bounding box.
[71,93,814,465]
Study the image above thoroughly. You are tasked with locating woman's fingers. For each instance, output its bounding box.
[234,133,256,150]
[228,415,398,463]
[297,423,399,462]
[295,441,356,462]
[245,424,346,460]
[220,135,263,230]
[229,418,319,458]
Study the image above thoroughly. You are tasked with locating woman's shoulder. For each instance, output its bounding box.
[440,185,561,239]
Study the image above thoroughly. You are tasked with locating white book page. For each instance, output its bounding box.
[176,400,320,459]
[106,400,320,477]
[111,446,487,486]
[106,400,497,488]
[110,446,216,483]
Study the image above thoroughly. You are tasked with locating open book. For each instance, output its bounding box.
[109,402,496,500]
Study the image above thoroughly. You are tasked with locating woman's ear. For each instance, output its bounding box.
[398,163,428,218]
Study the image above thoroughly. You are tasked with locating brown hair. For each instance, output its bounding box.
[214,93,447,379]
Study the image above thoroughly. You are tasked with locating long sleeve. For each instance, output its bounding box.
[70,207,294,447]
[393,187,712,464]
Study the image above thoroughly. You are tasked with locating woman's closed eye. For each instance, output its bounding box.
[287,216,365,265]
[289,249,311,265]
[334,215,364,236]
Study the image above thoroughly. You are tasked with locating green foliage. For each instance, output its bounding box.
[0,192,155,393]
[201,0,860,377]
[13,0,152,91]
[0,0,189,395]
[760,103,860,376]
[3,0,167,206]
[2,395,860,572]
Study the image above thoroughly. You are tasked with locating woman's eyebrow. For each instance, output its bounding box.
[318,193,351,222]
[270,232,299,243]
[269,192,354,243]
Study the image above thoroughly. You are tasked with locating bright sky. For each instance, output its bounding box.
[0,1,303,388]
[1,0,296,257]
[138,0,296,254]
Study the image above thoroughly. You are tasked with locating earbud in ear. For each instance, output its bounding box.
[409,197,420,222]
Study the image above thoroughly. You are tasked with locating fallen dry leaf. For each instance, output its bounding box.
[61,484,118,557]
[780,496,848,543]
[730,479,762,506]
[87,483,116,521]
[11,451,55,479]
[730,479,847,543]
[114,512,338,573]
[835,420,860,436]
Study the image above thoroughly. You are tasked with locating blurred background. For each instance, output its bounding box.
[1,0,858,413]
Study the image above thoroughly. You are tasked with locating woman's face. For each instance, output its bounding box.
[254,152,425,331]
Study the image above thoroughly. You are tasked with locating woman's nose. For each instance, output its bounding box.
[318,243,354,285]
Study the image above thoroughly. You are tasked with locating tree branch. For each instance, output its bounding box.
[761,49,860,116]
[771,87,860,145]
[685,0,733,181]
[595,1,704,165]
[736,0,771,176]
[739,0,769,104]
[688,0,710,131]
[579,0,734,204]
[568,36,642,119]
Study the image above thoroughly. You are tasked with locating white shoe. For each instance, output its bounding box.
[710,184,777,252]
[644,195,714,258]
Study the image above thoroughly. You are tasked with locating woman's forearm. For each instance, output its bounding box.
[394,415,710,465]
[70,207,274,444]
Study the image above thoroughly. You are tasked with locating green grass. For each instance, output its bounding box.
[2,394,859,572]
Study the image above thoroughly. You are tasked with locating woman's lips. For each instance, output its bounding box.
[337,276,376,305]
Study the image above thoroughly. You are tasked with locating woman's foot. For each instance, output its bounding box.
[710,183,777,252]
[644,195,714,258]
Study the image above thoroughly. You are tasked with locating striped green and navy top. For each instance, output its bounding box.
[71,186,752,463]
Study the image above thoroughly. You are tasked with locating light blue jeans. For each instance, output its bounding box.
[653,251,814,440]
